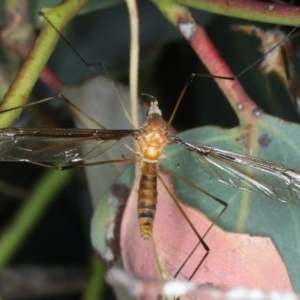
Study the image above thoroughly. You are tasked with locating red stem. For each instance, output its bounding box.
[174,8,260,126]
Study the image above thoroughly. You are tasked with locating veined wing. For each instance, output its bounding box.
[172,135,300,205]
[0,127,135,168]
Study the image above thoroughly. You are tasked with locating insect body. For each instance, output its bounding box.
[1,101,300,240]
[136,101,171,238]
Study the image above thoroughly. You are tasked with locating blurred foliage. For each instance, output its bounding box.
[1,0,300,299]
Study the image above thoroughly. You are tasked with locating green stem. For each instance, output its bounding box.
[0,0,87,128]
[81,255,105,300]
[177,0,300,26]
[0,170,71,268]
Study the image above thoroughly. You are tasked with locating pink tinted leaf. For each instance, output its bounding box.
[121,170,292,295]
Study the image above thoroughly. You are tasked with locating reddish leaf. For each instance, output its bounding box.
[121,170,292,296]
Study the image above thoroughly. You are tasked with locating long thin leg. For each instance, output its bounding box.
[158,170,228,281]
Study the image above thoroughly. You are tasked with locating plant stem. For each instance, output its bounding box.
[0,170,71,268]
[178,0,300,26]
[0,0,87,128]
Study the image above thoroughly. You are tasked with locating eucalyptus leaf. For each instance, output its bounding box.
[162,113,300,292]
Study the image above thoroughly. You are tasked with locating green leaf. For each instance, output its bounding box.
[163,113,300,292]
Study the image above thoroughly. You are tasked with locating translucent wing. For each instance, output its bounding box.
[172,135,300,205]
[0,128,135,168]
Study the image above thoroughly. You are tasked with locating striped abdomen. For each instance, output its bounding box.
[138,161,158,239]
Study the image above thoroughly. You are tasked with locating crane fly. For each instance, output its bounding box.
[3,10,300,292]
[1,98,300,239]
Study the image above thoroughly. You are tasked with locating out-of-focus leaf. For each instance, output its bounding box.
[63,76,143,207]
[65,77,140,269]
[91,168,133,267]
